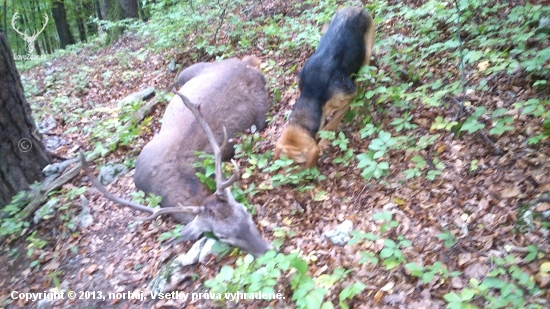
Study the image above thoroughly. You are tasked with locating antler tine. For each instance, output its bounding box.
[11,12,27,37]
[38,14,49,34]
[79,151,203,220]
[138,203,203,221]
[172,90,239,197]
[214,127,238,195]
[27,14,48,40]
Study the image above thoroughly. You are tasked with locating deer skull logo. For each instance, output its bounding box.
[11,12,49,55]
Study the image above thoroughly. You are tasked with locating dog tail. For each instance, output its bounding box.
[364,12,375,66]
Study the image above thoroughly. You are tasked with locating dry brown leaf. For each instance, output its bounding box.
[373,290,384,303]
[380,281,395,292]
[43,260,60,271]
[535,203,550,212]
[463,262,489,280]
[500,187,521,198]
[105,264,115,279]
[84,264,98,275]
[457,253,472,266]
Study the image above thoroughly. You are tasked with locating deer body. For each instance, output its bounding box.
[132,57,271,256]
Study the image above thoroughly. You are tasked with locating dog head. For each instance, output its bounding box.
[274,124,319,168]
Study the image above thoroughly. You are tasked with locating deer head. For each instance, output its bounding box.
[81,90,271,258]
[11,12,49,55]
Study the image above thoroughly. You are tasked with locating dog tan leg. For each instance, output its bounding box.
[318,104,351,150]
[322,104,350,132]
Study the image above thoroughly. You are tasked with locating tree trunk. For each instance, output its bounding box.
[84,0,98,36]
[51,0,75,48]
[42,33,51,54]
[0,32,51,208]
[119,0,138,18]
[94,0,103,20]
[100,0,108,22]
[76,16,86,42]
[34,0,51,54]
[2,0,7,37]
[102,0,125,44]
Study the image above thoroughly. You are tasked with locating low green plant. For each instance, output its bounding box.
[26,231,48,269]
[318,131,350,152]
[0,190,31,237]
[406,261,462,284]
[373,211,399,234]
[390,111,418,132]
[205,251,296,300]
[129,190,162,207]
[379,236,411,270]
[356,130,397,180]
[272,226,297,249]
[193,152,218,191]
[158,224,183,242]
[88,99,144,156]
[444,254,542,309]
[437,231,458,248]
[264,158,326,187]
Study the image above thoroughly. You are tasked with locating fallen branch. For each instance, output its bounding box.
[1,89,163,244]
[18,152,98,221]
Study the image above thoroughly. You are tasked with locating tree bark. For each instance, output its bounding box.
[76,16,86,42]
[0,32,51,208]
[100,0,108,22]
[2,0,7,37]
[119,0,138,18]
[51,0,75,48]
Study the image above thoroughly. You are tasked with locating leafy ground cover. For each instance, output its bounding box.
[1,0,549,308]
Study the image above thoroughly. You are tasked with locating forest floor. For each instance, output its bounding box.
[1,0,550,309]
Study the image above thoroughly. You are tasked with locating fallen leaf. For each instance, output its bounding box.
[478,60,490,71]
[380,281,395,292]
[464,262,489,280]
[373,290,384,303]
[104,264,115,279]
[535,203,550,212]
[500,187,521,198]
[43,260,60,271]
[458,253,472,266]
[84,264,98,275]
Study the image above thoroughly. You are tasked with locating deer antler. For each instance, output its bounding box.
[32,14,49,39]
[172,89,238,197]
[11,12,27,37]
[79,151,204,221]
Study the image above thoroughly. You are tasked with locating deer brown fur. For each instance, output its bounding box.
[85,56,272,257]
[135,56,269,218]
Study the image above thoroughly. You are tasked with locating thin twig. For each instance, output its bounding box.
[213,0,229,45]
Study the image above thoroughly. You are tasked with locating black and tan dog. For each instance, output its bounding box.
[274,7,375,168]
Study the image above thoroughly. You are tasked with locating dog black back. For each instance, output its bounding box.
[289,7,371,135]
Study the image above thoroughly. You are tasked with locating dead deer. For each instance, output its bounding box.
[83,57,271,257]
